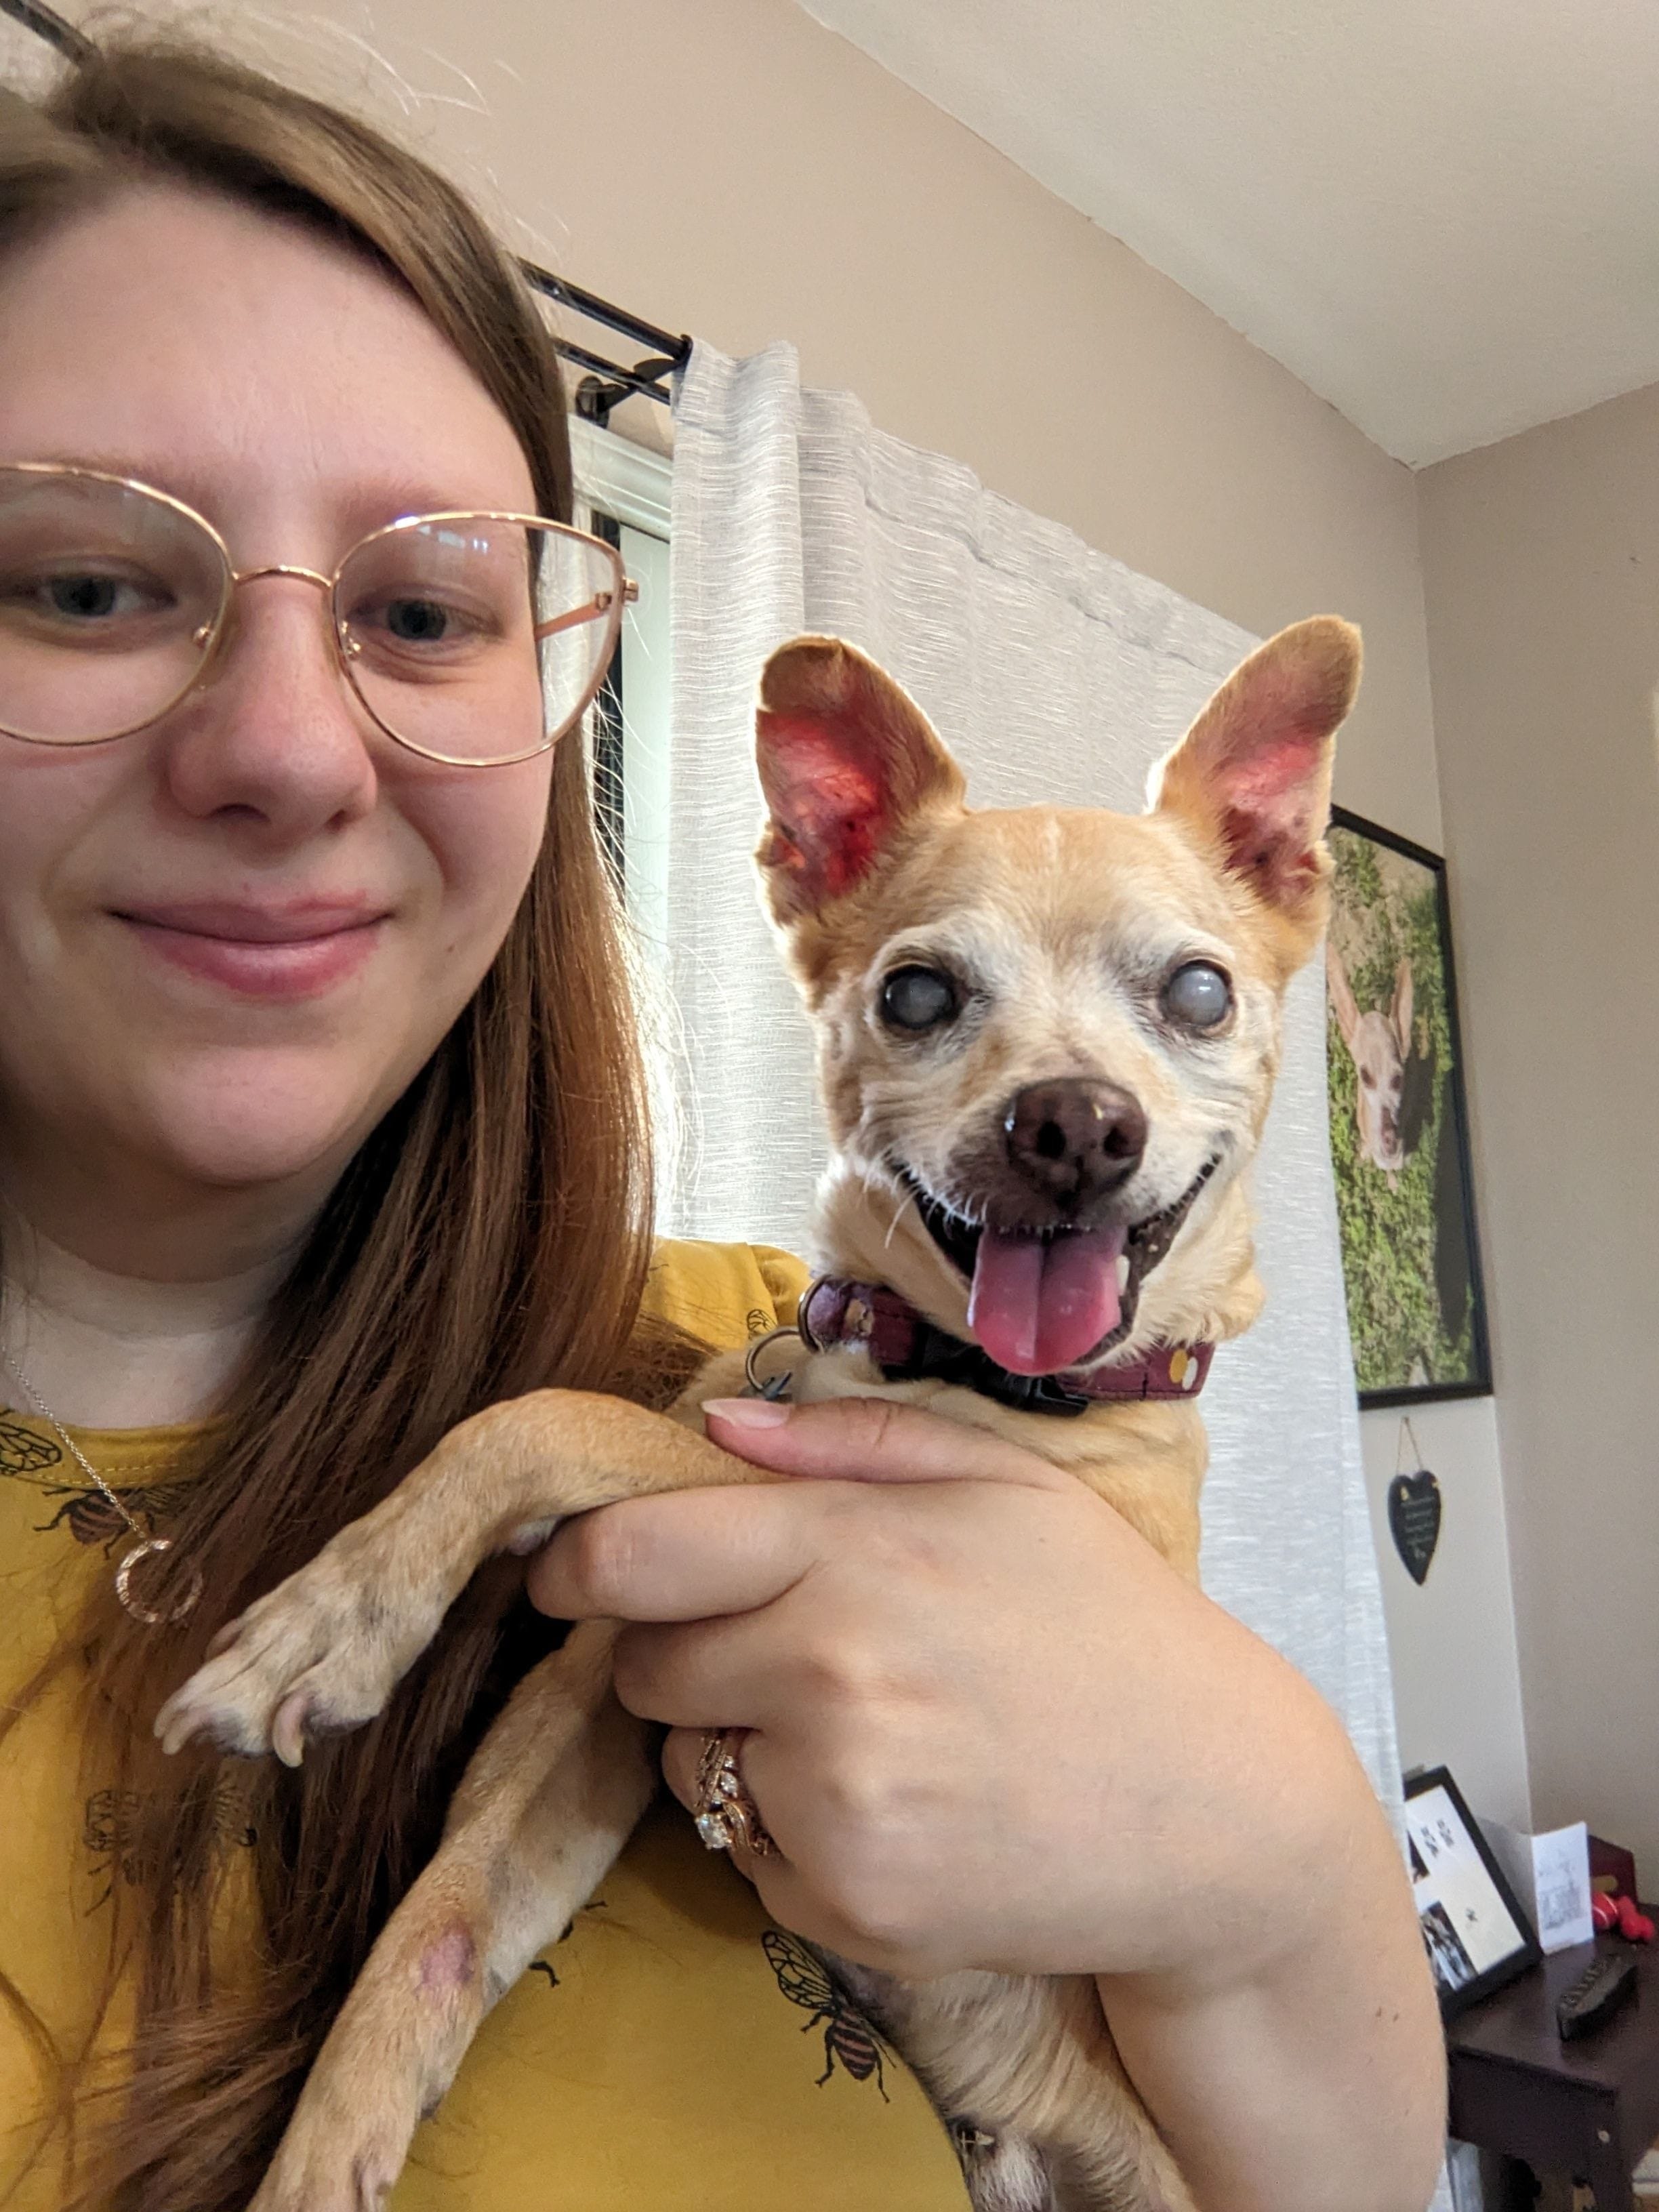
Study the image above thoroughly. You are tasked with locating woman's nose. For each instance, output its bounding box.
[158,573,381,837]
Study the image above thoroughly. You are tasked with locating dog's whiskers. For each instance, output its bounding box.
[880,1188,911,1253]
[877,1153,985,1241]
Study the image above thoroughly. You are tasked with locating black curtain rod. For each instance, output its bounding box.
[516,266,689,418]
[1,0,691,419]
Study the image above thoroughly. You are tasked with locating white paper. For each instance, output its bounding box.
[1480,1816,1594,1954]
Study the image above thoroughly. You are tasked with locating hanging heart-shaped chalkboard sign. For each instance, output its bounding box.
[1388,1470,1441,1586]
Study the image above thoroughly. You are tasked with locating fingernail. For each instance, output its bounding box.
[702,1395,793,1428]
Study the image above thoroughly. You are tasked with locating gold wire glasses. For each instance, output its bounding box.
[0,462,637,766]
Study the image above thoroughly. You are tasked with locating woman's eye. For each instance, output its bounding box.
[1162,961,1232,1031]
[384,595,453,642]
[880,966,959,1032]
[50,575,122,619]
[5,568,171,624]
[346,592,495,658]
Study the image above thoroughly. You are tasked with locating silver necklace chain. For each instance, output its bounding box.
[0,1346,202,1626]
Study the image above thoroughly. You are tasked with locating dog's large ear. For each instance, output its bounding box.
[1325,941,1361,1052]
[755,636,965,924]
[1390,957,1414,1057]
[1150,617,1361,935]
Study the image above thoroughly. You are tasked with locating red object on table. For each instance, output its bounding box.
[1614,1894,1656,1944]
[1586,1886,1653,1942]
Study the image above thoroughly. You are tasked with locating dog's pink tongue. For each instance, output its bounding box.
[967,1225,1126,1376]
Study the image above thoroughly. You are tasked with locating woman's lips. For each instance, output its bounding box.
[114,903,388,1001]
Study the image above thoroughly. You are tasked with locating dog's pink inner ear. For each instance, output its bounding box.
[758,714,893,906]
[1156,618,1360,915]
[1212,724,1332,906]
[756,639,963,916]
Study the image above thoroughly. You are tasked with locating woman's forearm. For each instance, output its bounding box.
[1097,1717,1446,2212]
[549,1391,1447,2207]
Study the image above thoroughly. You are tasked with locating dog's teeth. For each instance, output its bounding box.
[1115,1255,1130,1292]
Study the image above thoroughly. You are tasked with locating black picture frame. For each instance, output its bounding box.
[1324,806,1492,1407]
[1404,1765,1540,2019]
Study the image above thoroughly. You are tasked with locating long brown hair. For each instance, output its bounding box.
[0,34,693,2211]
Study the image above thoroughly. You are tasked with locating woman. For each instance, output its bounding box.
[0,33,1443,2212]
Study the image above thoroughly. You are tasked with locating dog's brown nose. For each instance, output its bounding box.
[1003,1080,1148,1208]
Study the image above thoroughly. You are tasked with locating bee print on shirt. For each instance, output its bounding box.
[1,1416,62,1479]
[83,1788,149,1898]
[762,1929,890,2097]
[37,1479,190,1551]
[0,1418,189,1553]
[83,1767,258,1904]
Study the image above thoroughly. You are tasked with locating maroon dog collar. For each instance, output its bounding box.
[796,1276,1214,1418]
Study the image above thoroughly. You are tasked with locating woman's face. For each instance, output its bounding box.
[0,184,555,1237]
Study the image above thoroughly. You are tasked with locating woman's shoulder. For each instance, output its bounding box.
[641,1240,811,1351]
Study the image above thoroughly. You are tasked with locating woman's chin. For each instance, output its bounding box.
[123,1051,418,1195]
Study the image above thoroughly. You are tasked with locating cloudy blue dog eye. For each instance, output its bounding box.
[881,966,959,1031]
[1164,961,1232,1029]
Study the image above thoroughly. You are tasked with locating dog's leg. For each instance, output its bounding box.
[155,1390,758,1762]
[249,1619,652,2212]
[838,1963,1198,2212]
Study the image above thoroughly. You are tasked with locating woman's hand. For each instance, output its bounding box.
[534,1391,1324,1975]
[526,1393,1445,2212]
[535,1389,1238,1982]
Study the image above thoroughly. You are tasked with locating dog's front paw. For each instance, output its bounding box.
[155,1547,436,1764]
[247,2097,416,2212]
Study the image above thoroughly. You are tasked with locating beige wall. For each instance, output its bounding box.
[1363,1401,1529,1829]
[109,0,1445,836]
[1420,389,1659,1872]
[49,0,1532,1820]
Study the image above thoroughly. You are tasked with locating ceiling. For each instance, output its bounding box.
[796,0,1659,467]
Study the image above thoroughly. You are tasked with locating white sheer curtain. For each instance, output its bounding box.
[665,334,1399,1792]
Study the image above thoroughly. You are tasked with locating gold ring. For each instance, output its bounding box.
[693,1727,779,1858]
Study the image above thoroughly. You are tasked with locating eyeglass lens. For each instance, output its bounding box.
[0,470,226,745]
[0,468,621,762]
[340,516,619,764]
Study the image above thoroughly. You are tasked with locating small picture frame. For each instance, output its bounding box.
[1324,808,1492,1407]
[1404,1766,1540,2018]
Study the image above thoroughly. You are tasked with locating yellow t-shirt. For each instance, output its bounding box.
[0,1240,968,2210]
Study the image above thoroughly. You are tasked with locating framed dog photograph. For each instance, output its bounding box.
[1404,1766,1540,2018]
[1324,808,1492,1407]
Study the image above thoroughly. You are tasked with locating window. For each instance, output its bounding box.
[570,418,682,1204]
[570,417,672,975]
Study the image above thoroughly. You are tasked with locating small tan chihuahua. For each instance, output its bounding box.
[1326,940,1415,1182]
[158,615,1361,2212]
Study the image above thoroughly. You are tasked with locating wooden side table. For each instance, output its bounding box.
[1446,1925,1659,2209]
